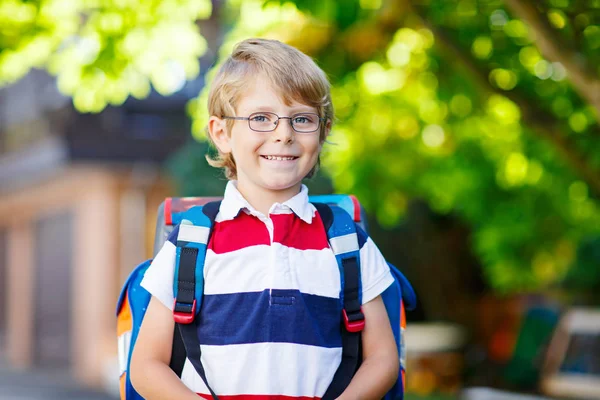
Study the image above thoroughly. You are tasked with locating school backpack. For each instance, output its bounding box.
[116,194,417,400]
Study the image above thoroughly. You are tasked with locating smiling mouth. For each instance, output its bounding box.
[261,155,299,161]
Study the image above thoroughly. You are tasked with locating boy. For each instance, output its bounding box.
[130,38,399,400]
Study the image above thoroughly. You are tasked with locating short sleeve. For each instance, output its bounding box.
[357,225,394,304]
[140,228,178,310]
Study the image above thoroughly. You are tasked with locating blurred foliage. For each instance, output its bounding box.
[563,235,600,291]
[186,0,600,293]
[3,0,600,293]
[0,0,212,112]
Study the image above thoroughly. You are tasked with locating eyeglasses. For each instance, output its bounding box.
[222,111,326,133]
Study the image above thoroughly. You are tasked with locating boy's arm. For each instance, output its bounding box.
[130,296,199,400]
[336,295,399,400]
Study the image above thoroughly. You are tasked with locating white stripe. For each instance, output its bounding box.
[141,242,342,306]
[180,342,341,396]
[118,330,132,376]
[203,244,340,297]
[329,233,359,255]
[178,224,210,244]
[143,235,395,306]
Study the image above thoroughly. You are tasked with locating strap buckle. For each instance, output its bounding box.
[173,299,196,324]
[342,308,365,333]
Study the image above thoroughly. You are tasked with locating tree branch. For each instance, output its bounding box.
[504,0,600,124]
[408,2,600,198]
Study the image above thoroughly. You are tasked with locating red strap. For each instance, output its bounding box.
[349,195,361,222]
[173,299,196,324]
[342,309,365,333]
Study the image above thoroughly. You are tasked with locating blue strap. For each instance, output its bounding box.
[172,201,221,399]
[326,205,362,306]
[173,205,213,318]
[173,202,221,321]
[313,203,364,400]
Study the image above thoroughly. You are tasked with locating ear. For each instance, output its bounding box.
[321,118,332,144]
[208,116,232,154]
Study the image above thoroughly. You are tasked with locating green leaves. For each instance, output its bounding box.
[0,0,212,112]
[185,0,600,292]
[5,0,600,292]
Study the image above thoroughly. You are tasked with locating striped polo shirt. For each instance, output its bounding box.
[141,181,394,399]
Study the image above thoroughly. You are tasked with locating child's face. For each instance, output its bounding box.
[211,75,325,199]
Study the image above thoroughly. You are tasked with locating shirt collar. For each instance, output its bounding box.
[219,181,314,224]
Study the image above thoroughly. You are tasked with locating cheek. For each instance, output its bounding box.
[301,138,322,159]
[230,131,264,158]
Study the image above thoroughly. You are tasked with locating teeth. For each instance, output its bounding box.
[265,156,295,161]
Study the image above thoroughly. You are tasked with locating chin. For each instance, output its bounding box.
[261,177,303,192]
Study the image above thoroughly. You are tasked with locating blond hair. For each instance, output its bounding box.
[206,38,334,179]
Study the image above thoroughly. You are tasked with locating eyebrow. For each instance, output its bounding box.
[246,106,317,114]
[248,106,277,113]
[289,107,317,114]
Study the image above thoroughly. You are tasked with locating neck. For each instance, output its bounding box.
[235,180,302,216]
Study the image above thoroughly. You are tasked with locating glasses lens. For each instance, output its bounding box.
[292,113,320,133]
[249,112,278,131]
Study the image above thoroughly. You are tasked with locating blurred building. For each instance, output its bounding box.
[0,2,224,391]
[0,68,204,391]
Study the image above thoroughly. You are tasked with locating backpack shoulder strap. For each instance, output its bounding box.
[172,201,220,323]
[315,203,364,319]
[313,202,333,231]
[313,202,364,400]
[170,201,221,397]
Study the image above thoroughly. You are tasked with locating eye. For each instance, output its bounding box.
[250,114,269,122]
[293,114,315,124]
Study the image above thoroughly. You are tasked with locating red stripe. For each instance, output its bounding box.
[209,212,270,254]
[271,212,329,251]
[165,197,172,225]
[198,395,320,400]
[349,195,361,222]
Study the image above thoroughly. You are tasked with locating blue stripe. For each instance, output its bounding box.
[196,289,342,348]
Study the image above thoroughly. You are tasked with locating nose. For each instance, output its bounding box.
[272,118,294,143]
